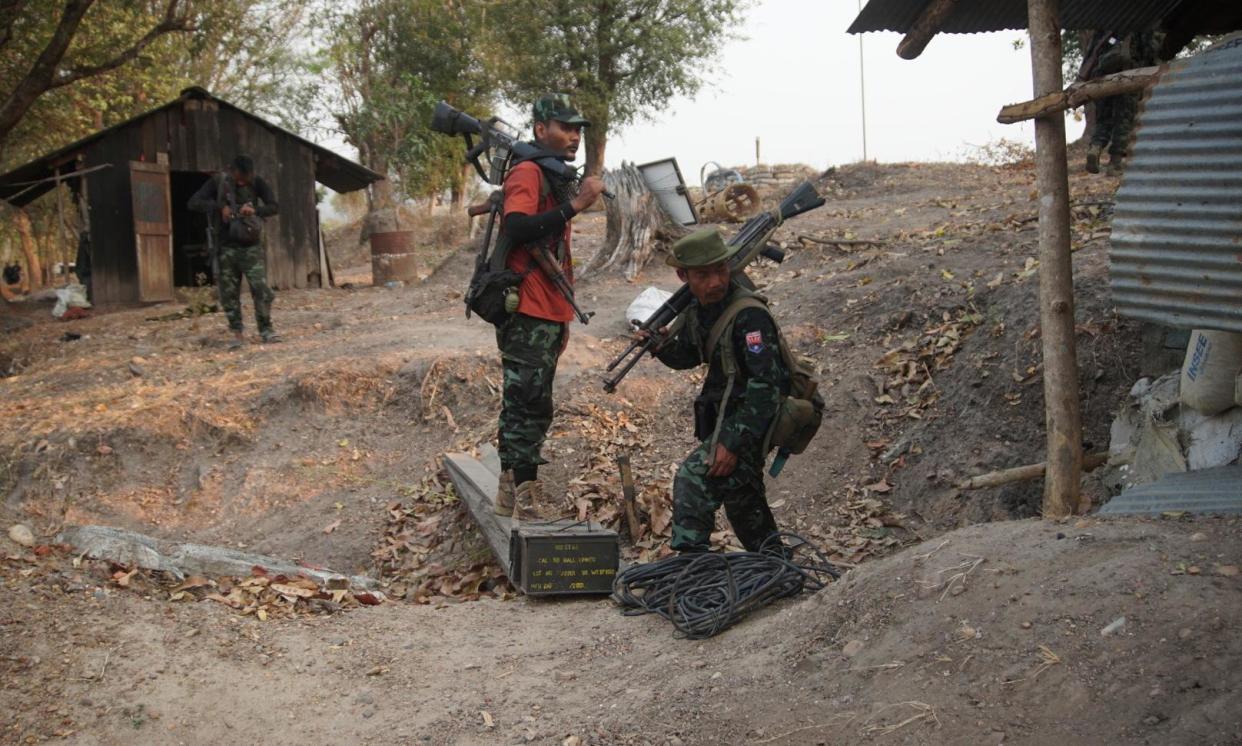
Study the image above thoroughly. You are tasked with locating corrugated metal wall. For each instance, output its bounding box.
[1110,38,1242,333]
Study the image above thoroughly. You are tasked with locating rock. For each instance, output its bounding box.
[562,737,582,746]
[842,640,865,657]
[1215,564,1239,577]
[1178,628,1192,640]
[1020,621,1032,630]
[710,671,722,680]
[128,361,144,377]
[355,692,374,705]
[1101,616,1127,636]
[362,707,376,719]
[1187,566,1201,576]
[667,737,684,746]
[1189,532,1208,542]
[8,524,34,547]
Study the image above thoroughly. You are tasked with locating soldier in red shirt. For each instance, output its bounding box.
[493,93,605,523]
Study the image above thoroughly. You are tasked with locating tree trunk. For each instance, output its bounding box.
[1028,0,1085,518]
[584,121,608,178]
[13,208,43,292]
[583,162,687,281]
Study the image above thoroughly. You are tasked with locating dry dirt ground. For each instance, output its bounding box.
[2,159,1240,744]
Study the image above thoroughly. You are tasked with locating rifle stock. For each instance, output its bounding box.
[602,180,825,393]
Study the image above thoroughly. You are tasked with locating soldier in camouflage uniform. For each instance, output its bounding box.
[650,228,791,553]
[188,155,279,349]
[1080,31,1159,174]
[492,94,605,524]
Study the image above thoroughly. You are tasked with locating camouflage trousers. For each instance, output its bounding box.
[1091,92,1139,159]
[217,243,273,333]
[671,439,778,553]
[496,313,565,472]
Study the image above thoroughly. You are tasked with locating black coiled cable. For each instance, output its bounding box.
[613,533,841,639]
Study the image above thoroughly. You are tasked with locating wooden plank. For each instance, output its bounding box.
[444,453,513,576]
[897,0,958,60]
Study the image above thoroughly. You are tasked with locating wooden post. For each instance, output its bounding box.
[897,0,958,60]
[1027,0,1084,518]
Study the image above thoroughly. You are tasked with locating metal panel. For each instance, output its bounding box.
[1110,38,1242,333]
[848,0,1183,34]
[130,161,174,302]
[637,158,698,226]
[1099,464,1242,515]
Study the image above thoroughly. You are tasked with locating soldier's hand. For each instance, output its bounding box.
[571,176,606,213]
[221,206,232,221]
[239,203,256,217]
[707,444,738,478]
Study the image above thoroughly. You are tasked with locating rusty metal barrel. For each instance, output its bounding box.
[369,230,419,284]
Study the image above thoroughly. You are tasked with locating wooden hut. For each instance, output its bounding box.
[0,87,382,303]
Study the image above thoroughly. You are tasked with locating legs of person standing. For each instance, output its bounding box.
[671,440,777,553]
[238,244,277,341]
[217,245,245,348]
[1107,92,1139,172]
[496,313,564,520]
[1087,96,1118,174]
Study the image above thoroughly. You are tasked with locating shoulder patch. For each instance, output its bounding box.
[745,330,765,353]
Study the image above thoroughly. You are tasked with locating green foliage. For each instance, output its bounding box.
[320,0,496,201]
[493,0,746,172]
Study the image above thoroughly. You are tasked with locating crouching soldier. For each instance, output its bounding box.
[649,228,795,553]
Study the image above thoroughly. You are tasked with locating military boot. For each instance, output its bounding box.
[512,479,545,526]
[494,470,516,517]
[1085,143,1102,174]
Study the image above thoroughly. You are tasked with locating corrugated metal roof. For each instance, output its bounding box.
[1110,37,1242,333]
[0,87,382,206]
[1099,464,1242,515]
[848,0,1185,35]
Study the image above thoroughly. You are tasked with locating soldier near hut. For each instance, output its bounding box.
[492,94,605,523]
[1079,31,1159,174]
[188,155,280,348]
[647,228,792,553]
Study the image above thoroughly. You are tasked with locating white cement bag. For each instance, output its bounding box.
[1180,329,1242,415]
[626,287,674,329]
[51,284,91,318]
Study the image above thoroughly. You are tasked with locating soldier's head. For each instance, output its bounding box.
[532,93,590,160]
[668,228,737,305]
[230,154,255,186]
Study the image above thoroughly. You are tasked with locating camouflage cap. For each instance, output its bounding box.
[533,93,591,126]
[666,228,739,268]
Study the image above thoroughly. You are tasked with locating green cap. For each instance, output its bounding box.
[533,93,591,126]
[666,228,739,268]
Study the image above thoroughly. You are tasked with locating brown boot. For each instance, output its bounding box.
[512,479,545,526]
[1085,143,1102,174]
[493,470,516,517]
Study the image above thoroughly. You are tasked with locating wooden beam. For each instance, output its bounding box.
[897,0,959,60]
[957,451,1110,491]
[998,65,1160,124]
[443,451,514,576]
[1027,0,1085,518]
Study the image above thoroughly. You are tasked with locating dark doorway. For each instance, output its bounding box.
[170,171,215,287]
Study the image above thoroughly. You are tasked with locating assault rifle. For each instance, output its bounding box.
[602,180,826,393]
[431,100,608,323]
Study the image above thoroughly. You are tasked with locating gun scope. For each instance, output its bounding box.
[430,101,482,136]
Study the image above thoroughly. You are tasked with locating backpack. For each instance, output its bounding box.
[216,174,264,246]
[467,168,566,325]
[696,290,824,460]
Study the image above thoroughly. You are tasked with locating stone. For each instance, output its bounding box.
[1215,565,1239,577]
[8,524,35,547]
[1189,532,1208,542]
[842,640,865,657]
[362,707,376,719]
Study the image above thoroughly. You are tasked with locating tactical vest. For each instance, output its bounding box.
[685,288,825,459]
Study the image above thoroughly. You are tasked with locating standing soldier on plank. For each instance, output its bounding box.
[648,228,792,553]
[492,94,605,523]
[188,154,280,349]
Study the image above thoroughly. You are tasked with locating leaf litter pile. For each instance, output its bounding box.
[3,544,384,622]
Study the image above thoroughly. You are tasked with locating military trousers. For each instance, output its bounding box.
[217,243,274,333]
[1090,92,1139,159]
[671,439,778,553]
[496,313,565,473]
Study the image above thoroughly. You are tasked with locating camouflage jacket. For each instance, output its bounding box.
[654,282,789,454]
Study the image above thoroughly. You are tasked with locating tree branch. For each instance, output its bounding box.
[0,0,22,51]
[49,0,193,89]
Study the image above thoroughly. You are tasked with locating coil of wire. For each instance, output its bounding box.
[612,533,841,639]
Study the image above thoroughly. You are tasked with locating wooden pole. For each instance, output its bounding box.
[1027,0,1084,518]
[997,65,1160,124]
[897,0,958,60]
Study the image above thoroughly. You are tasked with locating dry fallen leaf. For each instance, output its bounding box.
[323,519,342,535]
